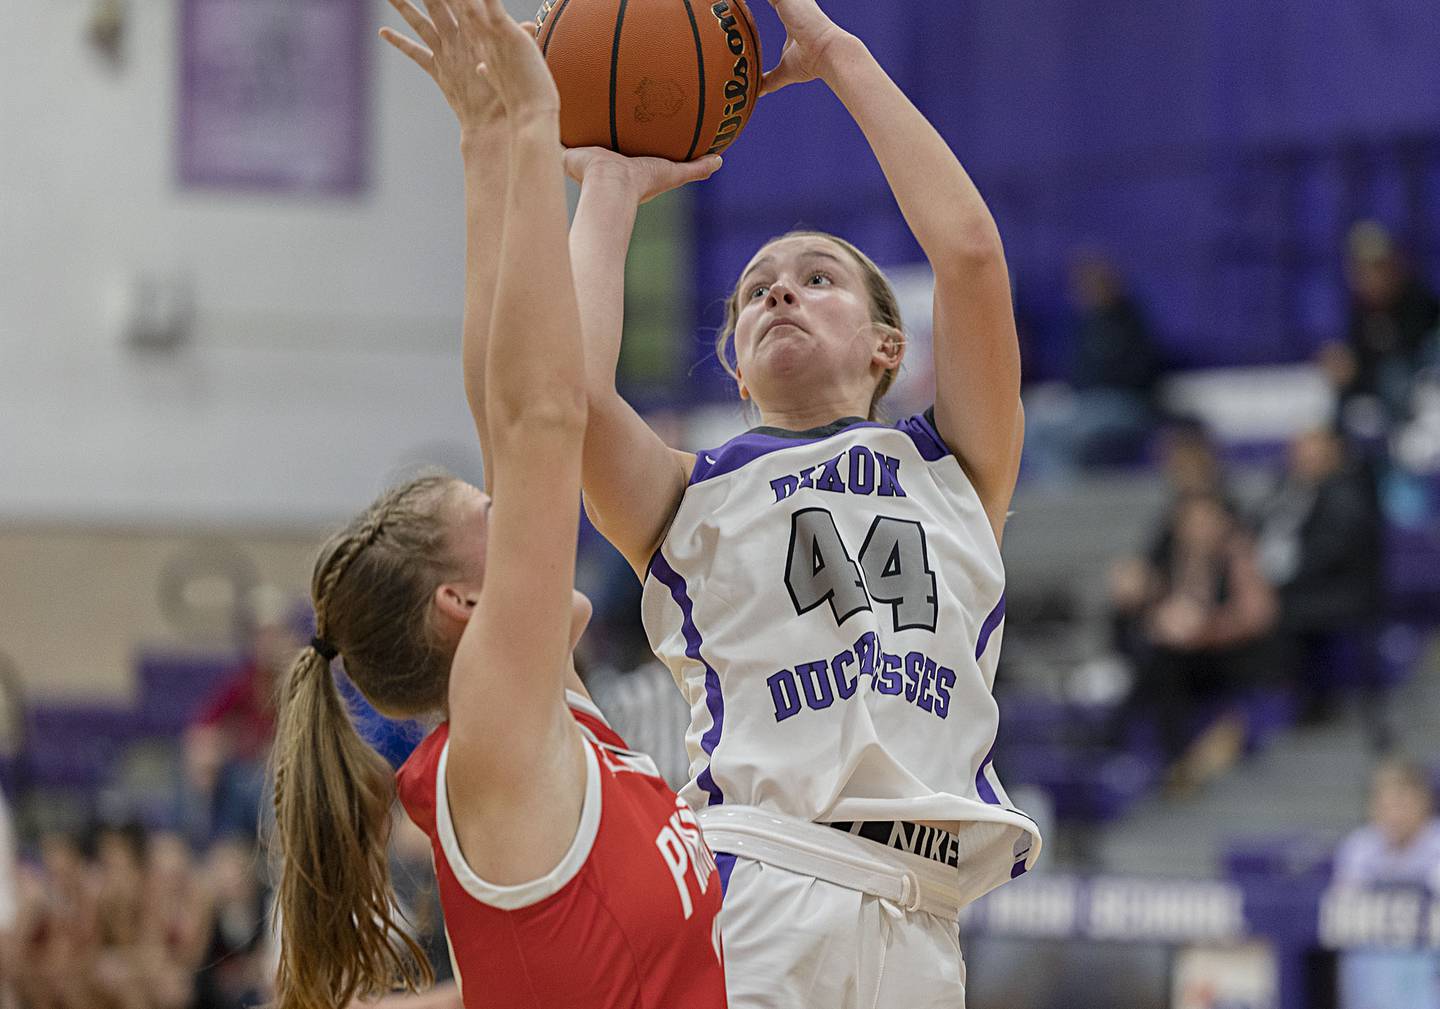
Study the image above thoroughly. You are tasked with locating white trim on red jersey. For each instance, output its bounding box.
[433,737,602,911]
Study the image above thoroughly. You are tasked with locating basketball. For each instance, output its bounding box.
[535,0,763,161]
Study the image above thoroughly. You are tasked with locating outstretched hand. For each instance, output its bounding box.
[379,0,503,128]
[461,0,559,120]
[380,0,558,126]
[564,147,723,204]
[758,0,856,97]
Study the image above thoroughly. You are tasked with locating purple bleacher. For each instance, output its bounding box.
[1386,521,1440,620]
[999,740,1158,821]
[1223,833,1335,884]
[134,650,242,736]
[1243,688,1299,751]
[26,704,143,791]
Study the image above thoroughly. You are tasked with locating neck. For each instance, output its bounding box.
[755,391,874,432]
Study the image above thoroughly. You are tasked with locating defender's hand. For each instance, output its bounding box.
[379,0,503,130]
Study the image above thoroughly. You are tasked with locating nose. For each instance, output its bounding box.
[765,281,797,309]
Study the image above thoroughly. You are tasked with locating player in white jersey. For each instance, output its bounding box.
[564,0,1040,1004]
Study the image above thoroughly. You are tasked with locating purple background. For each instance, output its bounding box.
[179,0,368,194]
[691,0,1440,388]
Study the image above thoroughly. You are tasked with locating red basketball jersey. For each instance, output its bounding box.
[395,693,727,1009]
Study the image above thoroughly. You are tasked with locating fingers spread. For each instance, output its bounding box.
[378,26,436,72]
[418,0,458,37]
[387,0,443,51]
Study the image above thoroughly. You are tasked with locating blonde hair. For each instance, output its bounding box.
[271,473,464,1008]
[714,230,905,421]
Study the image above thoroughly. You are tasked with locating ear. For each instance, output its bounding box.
[433,582,480,628]
[872,328,905,372]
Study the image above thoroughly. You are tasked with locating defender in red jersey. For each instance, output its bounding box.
[397,695,723,1008]
[268,3,725,1007]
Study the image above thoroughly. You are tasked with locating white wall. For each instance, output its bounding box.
[0,0,540,529]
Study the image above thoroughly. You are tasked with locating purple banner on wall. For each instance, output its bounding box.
[179,0,367,194]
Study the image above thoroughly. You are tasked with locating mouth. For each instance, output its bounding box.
[760,318,806,343]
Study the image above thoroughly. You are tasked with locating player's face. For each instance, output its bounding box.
[732,237,880,409]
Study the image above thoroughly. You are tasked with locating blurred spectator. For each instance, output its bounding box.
[1109,418,1230,662]
[0,791,16,1009]
[1335,759,1440,891]
[182,589,301,843]
[1024,252,1164,478]
[1332,759,1440,1009]
[1255,429,1383,719]
[193,839,271,1009]
[1320,221,1440,437]
[1112,493,1278,790]
[15,832,94,1009]
[1155,417,1227,499]
[87,822,198,1009]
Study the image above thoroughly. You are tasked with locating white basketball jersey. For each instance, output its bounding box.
[641,411,1042,901]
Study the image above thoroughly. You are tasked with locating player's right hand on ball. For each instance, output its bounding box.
[564,147,723,205]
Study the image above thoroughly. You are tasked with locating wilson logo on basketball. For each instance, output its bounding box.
[634,78,686,123]
[706,1,753,155]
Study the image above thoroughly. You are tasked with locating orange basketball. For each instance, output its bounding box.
[535,0,763,162]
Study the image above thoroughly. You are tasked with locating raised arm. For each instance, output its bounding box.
[381,0,507,483]
[564,149,719,574]
[763,0,1023,538]
[439,0,586,805]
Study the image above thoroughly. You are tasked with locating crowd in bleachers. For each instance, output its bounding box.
[991,220,1440,807]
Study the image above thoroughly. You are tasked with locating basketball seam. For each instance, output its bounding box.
[539,0,573,57]
[681,0,706,162]
[609,0,630,152]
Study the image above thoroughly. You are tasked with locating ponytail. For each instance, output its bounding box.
[270,644,434,1008]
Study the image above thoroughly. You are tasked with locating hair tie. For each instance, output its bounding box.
[310,636,339,662]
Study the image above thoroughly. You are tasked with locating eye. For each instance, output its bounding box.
[748,284,770,300]
[807,272,833,287]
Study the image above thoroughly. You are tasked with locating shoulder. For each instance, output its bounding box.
[434,735,605,911]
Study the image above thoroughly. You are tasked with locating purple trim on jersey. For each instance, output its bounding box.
[975,746,1001,805]
[895,409,952,463]
[715,851,737,896]
[690,425,883,486]
[1010,860,1028,879]
[649,551,726,808]
[974,594,1007,661]
[687,410,948,486]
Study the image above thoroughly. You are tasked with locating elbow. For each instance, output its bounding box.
[933,222,1006,271]
[490,383,588,438]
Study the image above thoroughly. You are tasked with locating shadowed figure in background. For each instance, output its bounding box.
[1111,493,1278,791]
[1024,251,1164,479]
[1254,428,1383,724]
[1320,221,1440,438]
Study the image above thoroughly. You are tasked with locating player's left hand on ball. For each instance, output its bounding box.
[564,147,723,204]
[456,0,558,120]
[759,0,856,97]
